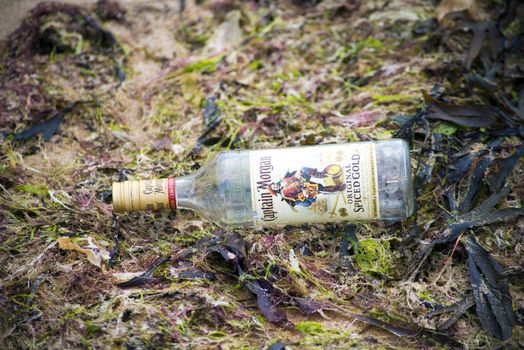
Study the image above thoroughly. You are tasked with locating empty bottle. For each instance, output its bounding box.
[112,139,414,228]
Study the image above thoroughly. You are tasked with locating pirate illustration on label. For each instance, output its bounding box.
[267,164,346,208]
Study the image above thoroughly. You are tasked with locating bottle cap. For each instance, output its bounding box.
[112,178,176,212]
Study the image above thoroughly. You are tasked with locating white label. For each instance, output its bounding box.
[249,143,379,226]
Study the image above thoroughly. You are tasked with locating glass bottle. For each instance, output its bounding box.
[112,139,414,228]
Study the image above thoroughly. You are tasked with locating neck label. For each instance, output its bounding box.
[112,178,176,212]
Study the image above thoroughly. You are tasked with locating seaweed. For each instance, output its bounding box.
[339,224,357,273]
[401,54,524,340]
[5,3,85,59]
[107,233,121,268]
[487,142,524,192]
[189,96,223,157]
[207,234,290,324]
[117,257,168,288]
[13,111,65,142]
[464,235,518,340]
[427,293,476,330]
[96,190,112,203]
[458,154,492,213]
[12,101,94,141]
[5,2,124,67]
[400,26,524,336]
[423,90,499,128]
[116,231,462,346]
[175,269,216,281]
[0,2,125,137]
[2,0,524,348]
[96,0,126,22]
[407,184,523,281]
[82,15,125,84]
[243,277,288,325]
[292,297,462,348]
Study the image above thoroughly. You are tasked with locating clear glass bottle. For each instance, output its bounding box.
[112,139,414,228]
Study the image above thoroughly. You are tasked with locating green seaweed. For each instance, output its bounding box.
[296,321,325,335]
[16,184,49,197]
[354,238,393,275]
[182,55,224,74]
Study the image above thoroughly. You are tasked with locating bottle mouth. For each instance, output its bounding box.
[112,181,139,212]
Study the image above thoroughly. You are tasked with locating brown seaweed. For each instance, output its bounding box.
[12,101,94,141]
[465,235,517,340]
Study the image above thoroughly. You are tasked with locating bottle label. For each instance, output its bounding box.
[249,143,379,225]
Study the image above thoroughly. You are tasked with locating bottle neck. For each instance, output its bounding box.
[175,175,198,211]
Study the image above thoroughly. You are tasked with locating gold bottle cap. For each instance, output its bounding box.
[112,178,176,212]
